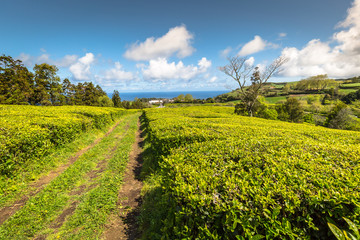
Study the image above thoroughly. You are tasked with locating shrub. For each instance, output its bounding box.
[141,107,360,239]
[303,113,314,123]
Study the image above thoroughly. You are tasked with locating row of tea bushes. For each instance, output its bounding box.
[0,105,133,175]
[142,106,360,239]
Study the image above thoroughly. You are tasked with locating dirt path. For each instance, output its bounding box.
[102,121,144,240]
[37,123,131,238]
[0,121,122,225]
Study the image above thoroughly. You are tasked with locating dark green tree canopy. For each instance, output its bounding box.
[112,90,122,107]
[0,54,113,107]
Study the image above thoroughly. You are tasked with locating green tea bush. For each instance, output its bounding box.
[0,105,130,175]
[141,106,360,239]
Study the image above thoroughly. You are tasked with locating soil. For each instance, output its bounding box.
[0,121,121,226]
[102,121,144,240]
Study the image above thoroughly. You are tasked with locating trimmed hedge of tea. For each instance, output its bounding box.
[142,106,360,239]
[0,105,132,175]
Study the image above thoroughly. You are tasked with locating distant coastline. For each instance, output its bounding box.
[107,90,229,101]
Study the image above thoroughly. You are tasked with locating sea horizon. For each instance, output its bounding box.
[107,90,229,101]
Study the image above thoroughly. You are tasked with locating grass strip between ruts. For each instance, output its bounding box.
[47,112,139,239]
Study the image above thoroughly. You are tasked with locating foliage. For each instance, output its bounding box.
[98,95,114,107]
[257,107,278,120]
[175,94,185,102]
[141,106,360,239]
[185,94,194,102]
[0,55,34,104]
[283,97,304,122]
[0,105,129,176]
[303,113,314,123]
[322,94,332,105]
[328,218,360,240]
[325,102,352,129]
[112,90,122,107]
[342,89,360,104]
[0,54,117,107]
[296,75,337,92]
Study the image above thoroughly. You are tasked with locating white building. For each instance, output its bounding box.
[149,100,163,104]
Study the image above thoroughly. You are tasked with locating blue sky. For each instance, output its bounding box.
[1,0,359,92]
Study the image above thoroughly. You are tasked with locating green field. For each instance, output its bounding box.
[340,83,360,88]
[264,96,287,104]
[141,106,360,239]
[339,88,358,94]
[1,104,360,239]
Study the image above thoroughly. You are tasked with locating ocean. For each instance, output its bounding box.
[108,90,229,101]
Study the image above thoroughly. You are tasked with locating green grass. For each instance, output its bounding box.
[339,88,358,94]
[341,83,360,88]
[0,113,140,239]
[265,96,287,104]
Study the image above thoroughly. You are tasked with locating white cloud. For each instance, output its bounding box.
[280,0,360,78]
[238,36,278,56]
[245,57,255,66]
[124,25,195,61]
[198,57,212,70]
[220,47,232,58]
[69,53,95,81]
[18,52,78,68]
[97,62,134,81]
[57,55,78,67]
[141,57,211,81]
[209,76,218,83]
[279,33,287,38]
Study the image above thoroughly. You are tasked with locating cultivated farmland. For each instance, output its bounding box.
[141,106,360,239]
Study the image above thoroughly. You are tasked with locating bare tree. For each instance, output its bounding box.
[219,56,287,117]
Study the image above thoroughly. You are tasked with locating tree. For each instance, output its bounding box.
[0,55,34,104]
[341,89,360,104]
[62,78,75,105]
[184,94,193,102]
[112,90,122,107]
[98,95,114,107]
[283,83,291,94]
[325,102,354,129]
[219,56,287,117]
[284,97,304,123]
[175,94,185,102]
[33,63,61,105]
[295,75,337,92]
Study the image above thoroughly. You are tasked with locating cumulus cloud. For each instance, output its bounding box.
[238,36,278,56]
[141,57,211,81]
[18,52,78,67]
[245,57,255,66]
[124,25,195,61]
[69,53,95,81]
[280,0,360,77]
[279,33,287,38]
[97,62,134,81]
